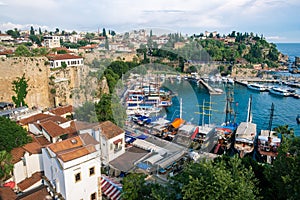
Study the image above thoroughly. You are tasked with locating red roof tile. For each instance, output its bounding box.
[40,120,67,138]
[95,121,124,140]
[0,187,17,200]
[18,185,50,200]
[11,147,26,164]
[34,135,51,146]
[46,53,82,61]
[17,172,43,191]
[47,134,97,162]
[18,113,52,126]
[49,105,73,116]
[22,141,42,154]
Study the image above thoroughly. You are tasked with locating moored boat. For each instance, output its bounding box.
[234,96,257,157]
[247,83,269,92]
[269,87,290,96]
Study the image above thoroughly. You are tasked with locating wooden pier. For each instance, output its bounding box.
[198,79,222,95]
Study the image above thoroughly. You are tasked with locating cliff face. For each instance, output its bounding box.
[0,56,101,109]
[0,57,52,108]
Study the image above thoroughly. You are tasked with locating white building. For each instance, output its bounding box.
[93,121,125,165]
[0,34,14,42]
[42,133,101,200]
[9,140,44,192]
[47,54,84,68]
[43,35,60,48]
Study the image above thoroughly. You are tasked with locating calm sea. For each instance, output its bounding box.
[164,43,300,136]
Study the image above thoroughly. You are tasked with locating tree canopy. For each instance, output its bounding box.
[12,73,29,107]
[0,150,13,186]
[74,101,98,123]
[0,117,32,152]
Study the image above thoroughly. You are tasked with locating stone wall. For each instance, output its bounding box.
[0,57,52,108]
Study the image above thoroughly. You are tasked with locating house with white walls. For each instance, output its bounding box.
[9,139,44,193]
[43,35,60,48]
[42,133,101,200]
[47,54,84,68]
[93,121,125,165]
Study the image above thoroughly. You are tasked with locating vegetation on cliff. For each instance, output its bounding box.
[11,73,29,107]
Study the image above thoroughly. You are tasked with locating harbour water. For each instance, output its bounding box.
[163,43,300,136]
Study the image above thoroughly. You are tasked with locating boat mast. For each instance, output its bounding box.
[180,98,182,119]
[267,103,274,137]
[246,95,253,123]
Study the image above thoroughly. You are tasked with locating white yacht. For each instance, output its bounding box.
[247,83,269,92]
[269,87,290,97]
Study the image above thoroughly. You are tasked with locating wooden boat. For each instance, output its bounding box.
[258,103,281,162]
[234,96,257,157]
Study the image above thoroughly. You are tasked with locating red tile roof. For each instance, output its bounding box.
[49,105,73,116]
[0,187,17,200]
[47,134,97,162]
[40,120,67,138]
[18,185,50,200]
[46,53,82,61]
[34,135,51,146]
[17,172,43,191]
[18,113,52,126]
[79,44,98,49]
[11,147,26,164]
[22,141,42,154]
[95,121,124,140]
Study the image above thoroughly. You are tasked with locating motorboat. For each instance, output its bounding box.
[269,87,290,97]
[247,83,269,92]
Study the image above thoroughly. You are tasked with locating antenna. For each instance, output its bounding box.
[180,98,182,119]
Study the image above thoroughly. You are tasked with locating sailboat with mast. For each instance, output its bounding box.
[257,103,281,162]
[214,85,238,153]
[234,95,257,157]
[191,98,216,149]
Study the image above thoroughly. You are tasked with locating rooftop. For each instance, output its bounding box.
[95,121,124,140]
[47,133,97,162]
[46,54,82,61]
[17,172,43,191]
[40,120,67,138]
[49,105,73,116]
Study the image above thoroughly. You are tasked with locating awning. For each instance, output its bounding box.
[101,175,122,200]
[145,154,163,165]
[171,118,185,129]
[113,138,122,145]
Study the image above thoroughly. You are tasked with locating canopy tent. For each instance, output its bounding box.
[171,118,185,129]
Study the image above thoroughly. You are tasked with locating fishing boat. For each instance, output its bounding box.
[234,95,257,158]
[247,83,269,92]
[269,87,290,97]
[258,103,281,162]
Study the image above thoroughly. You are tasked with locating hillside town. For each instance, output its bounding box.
[0,27,300,200]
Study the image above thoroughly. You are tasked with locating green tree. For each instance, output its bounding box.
[273,125,294,137]
[95,94,114,122]
[6,28,20,39]
[122,173,147,200]
[12,73,29,107]
[265,136,300,200]
[0,150,13,186]
[74,101,98,123]
[30,26,35,35]
[39,27,42,35]
[0,117,32,152]
[15,45,32,57]
[102,28,106,37]
[173,155,260,200]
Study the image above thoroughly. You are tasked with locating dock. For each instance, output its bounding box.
[198,79,222,95]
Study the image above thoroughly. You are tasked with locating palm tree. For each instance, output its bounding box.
[273,124,295,137]
[0,150,13,186]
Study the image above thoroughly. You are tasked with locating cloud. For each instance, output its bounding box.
[0,0,299,41]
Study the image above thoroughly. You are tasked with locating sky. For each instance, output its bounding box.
[0,0,299,42]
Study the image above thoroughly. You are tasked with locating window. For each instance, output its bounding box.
[75,172,81,182]
[91,192,96,200]
[89,167,95,176]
